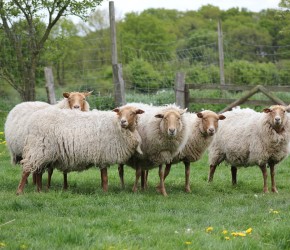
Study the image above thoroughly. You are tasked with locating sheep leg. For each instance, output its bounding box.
[100,168,108,192]
[141,170,146,190]
[184,161,191,193]
[132,167,141,192]
[144,170,149,189]
[47,167,53,189]
[208,164,217,182]
[231,166,237,185]
[16,171,31,195]
[141,170,149,189]
[157,165,168,197]
[156,164,171,190]
[32,172,37,185]
[118,164,125,189]
[35,172,43,192]
[269,163,278,193]
[259,165,269,193]
[63,172,68,190]
[164,164,171,180]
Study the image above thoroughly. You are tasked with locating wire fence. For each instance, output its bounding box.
[1,25,290,112]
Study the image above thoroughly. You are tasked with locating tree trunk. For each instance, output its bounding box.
[21,55,37,101]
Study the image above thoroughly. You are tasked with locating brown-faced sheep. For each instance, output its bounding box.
[16,105,144,195]
[208,105,290,193]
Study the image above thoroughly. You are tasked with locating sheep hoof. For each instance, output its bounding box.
[16,189,23,195]
[272,188,278,193]
[161,190,168,197]
[185,187,191,193]
[263,188,269,193]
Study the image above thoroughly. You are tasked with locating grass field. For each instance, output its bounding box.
[1,112,290,250]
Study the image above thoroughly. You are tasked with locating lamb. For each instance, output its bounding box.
[161,110,226,193]
[119,103,190,196]
[16,105,144,195]
[4,91,92,188]
[207,105,290,193]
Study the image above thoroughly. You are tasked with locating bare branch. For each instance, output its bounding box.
[38,3,69,51]
[13,0,32,26]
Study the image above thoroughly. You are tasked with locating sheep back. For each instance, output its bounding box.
[21,107,141,173]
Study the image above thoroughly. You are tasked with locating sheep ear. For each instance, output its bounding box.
[219,114,226,120]
[84,91,93,97]
[113,108,120,113]
[263,108,272,113]
[63,92,70,98]
[135,109,145,114]
[155,114,164,119]
[179,108,187,115]
[197,112,203,118]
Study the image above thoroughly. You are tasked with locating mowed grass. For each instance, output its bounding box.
[1,113,290,249]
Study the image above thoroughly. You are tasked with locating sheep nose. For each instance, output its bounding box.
[209,128,215,133]
[169,128,175,134]
[275,117,281,122]
[74,105,80,109]
[121,119,127,124]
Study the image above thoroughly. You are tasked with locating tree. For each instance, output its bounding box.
[0,0,103,101]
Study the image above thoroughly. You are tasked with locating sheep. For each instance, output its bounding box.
[16,105,144,195]
[4,91,92,188]
[119,103,190,196]
[161,110,226,193]
[207,105,290,193]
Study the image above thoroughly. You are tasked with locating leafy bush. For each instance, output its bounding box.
[124,58,162,93]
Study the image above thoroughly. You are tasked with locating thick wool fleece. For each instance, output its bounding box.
[174,111,217,163]
[124,103,190,169]
[21,107,141,173]
[209,108,290,168]
[5,101,51,164]
[5,98,90,165]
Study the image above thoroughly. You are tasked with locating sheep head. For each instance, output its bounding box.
[113,106,144,131]
[197,110,226,136]
[155,108,186,137]
[63,91,92,111]
[263,105,287,132]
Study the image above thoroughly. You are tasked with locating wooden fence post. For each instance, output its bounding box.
[109,1,125,106]
[113,64,126,106]
[175,72,186,108]
[44,67,56,104]
[218,19,225,86]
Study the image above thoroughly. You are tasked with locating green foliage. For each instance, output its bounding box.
[226,60,280,85]
[124,58,162,93]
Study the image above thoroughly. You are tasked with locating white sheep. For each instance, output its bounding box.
[208,105,290,193]
[5,91,92,188]
[161,110,226,193]
[16,105,144,195]
[119,103,190,196]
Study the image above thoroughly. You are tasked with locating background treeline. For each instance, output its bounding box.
[1,4,290,111]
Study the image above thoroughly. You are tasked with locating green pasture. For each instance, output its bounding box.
[1,110,290,250]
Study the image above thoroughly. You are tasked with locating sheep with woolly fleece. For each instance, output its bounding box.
[208,105,290,193]
[161,110,226,193]
[119,103,190,196]
[4,91,92,188]
[16,105,144,194]
[5,91,92,165]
